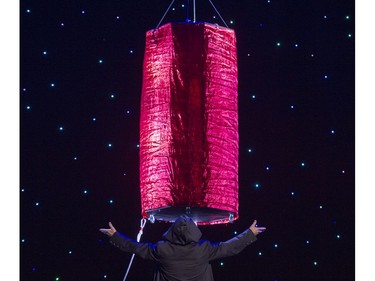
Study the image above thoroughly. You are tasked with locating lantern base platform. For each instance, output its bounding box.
[145,206,236,225]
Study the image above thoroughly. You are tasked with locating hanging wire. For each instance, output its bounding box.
[155,0,176,29]
[122,218,147,281]
[193,0,196,23]
[207,0,228,27]
[155,0,228,29]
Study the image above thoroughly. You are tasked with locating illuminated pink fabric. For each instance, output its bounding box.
[139,23,238,224]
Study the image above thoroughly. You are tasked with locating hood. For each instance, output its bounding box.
[162,215,202,245]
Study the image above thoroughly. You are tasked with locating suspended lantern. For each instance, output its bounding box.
[139,22,238,225]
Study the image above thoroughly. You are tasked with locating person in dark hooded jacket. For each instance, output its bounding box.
[100,215,266,281]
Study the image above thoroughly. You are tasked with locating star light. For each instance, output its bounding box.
[98,59,103,64]
[107,143,112,148]
[50,83,55,87]
[220,262,224,266]
[109,200,114,204]
[313,261,318,266]
[347,34,352,38]
[26,9,31,13]
[59,126,64,131]
[42,51,47,55]
[248,148,252,153]
[301,162,305,167]
[26,105,31,110]
[35,202,40,206]
[276,42,281,47]
[230,20,234,25]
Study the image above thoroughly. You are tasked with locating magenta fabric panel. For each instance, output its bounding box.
[139,23,238,224]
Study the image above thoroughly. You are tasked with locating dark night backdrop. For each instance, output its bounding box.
[20,0,354,280]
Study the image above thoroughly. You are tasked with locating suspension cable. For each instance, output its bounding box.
[122,218,147,281]
[155,0,176,30]
[207,0,228,28]
[155,0,228,30]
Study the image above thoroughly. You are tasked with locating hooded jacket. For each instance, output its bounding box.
[109,215,257,281]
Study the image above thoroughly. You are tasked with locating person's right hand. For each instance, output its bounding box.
[99,222,117,237]
[249,220,266,236]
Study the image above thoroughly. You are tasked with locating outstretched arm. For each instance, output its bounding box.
[99,222,156,260]
[208,220,266,260]
[99,222,117,237]
[249,220,266,236]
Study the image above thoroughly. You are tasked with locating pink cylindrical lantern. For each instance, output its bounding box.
[139,22,238,225]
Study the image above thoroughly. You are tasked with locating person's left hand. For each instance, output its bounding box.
[99,222,117,237]
[249,220,266,236]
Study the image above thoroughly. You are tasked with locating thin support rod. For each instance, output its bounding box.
[155,0,176,30]
[185,0,196,23]
[207,0,228,28]
[193,0,196,22]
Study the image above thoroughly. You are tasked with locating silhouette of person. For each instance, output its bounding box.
[100,215,266,281]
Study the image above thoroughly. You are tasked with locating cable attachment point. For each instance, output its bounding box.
[229,213,234,223]
[148,214,155,224]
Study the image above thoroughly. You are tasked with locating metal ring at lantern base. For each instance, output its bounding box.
[145,206,236,225]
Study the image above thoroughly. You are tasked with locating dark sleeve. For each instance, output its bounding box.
[207,229,257,261]
[109,232,157,260]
